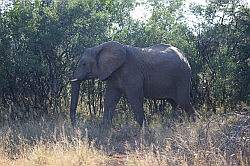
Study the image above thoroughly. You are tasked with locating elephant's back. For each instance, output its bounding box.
[146,44,172,52]
[166,46,191,69]
[126,45,191,77]
[139,46,191,72]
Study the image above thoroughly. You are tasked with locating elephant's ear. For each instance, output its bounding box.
[96,42,126,80]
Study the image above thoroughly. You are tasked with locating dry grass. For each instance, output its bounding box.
[126,114,249,166]
[0,112,249,166]
[0,142,107,166]
[0,126,108,166]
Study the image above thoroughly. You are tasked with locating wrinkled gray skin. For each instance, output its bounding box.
[70,41,195,127]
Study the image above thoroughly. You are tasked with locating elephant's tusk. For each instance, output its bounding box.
[71,79,78,82]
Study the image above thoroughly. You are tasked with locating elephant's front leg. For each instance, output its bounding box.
[102,85,121,127]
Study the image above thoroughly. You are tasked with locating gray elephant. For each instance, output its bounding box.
[70,41,195,127]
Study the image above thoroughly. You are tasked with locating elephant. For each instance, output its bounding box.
[70,41,195,127]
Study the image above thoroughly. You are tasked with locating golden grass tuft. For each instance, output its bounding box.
[0,135,108,166]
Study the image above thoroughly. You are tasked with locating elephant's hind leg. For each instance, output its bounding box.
[125,89,145,127]
[182,102,196,121]
[168,98,182,119]
[176,87,196,121]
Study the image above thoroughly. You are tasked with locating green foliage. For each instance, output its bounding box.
[190,0,250,110]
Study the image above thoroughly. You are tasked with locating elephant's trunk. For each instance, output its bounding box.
[70,80,80,127]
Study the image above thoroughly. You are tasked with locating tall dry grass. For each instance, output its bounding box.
[0,111,249,166]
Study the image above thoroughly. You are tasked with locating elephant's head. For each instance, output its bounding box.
[70,41,126,126]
